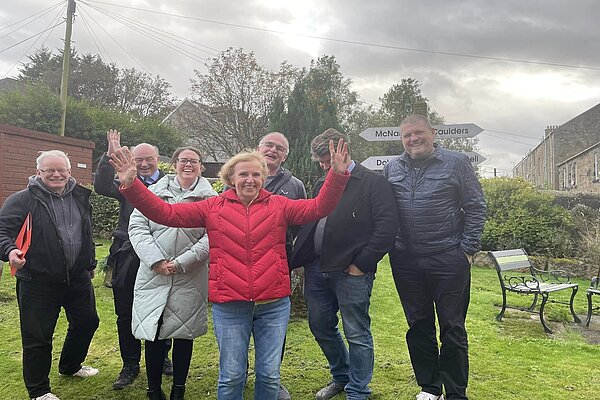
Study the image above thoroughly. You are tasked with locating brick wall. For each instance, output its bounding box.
[0,124,95,204]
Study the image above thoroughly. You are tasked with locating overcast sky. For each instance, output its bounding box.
[2,0,600,176]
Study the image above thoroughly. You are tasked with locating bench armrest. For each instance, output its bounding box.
[531,267,571,283]
[505,275,540,290]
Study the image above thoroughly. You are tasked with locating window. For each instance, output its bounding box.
[595,153,599,181]
[571,162,577,187]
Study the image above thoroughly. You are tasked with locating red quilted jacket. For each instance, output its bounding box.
[121,171,349,303]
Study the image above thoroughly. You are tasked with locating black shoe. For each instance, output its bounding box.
[315,381,345,400]
[163,357,173,376]
[112,364,140,390]
[170,384,185,400]
[278,382,291,400]
[147,387,166,400]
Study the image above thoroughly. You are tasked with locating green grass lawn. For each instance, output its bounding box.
[0,244,598,399]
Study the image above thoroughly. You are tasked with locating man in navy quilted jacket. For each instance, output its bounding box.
[382,115,486,400]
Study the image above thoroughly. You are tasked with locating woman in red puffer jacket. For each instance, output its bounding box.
[109,134,350,400]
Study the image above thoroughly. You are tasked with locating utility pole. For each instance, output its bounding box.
[58,0,76,136]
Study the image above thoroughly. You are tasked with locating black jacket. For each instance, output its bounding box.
[0,182,95,284]
[94,154,164,287]
[94,154,165,240]
[382,146,486,256]
[290,163,399,274]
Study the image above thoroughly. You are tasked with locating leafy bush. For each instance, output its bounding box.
[88,185,119,239]
[481,177,573,256]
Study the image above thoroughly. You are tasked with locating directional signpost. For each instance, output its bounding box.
[360,155,398,170]
[359,123,486,170]
[359,123,483,141]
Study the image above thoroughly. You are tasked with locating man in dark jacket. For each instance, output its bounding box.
[257,131,306,400]
[290,129,398,400]
[382,115,486,400]
[0,150,99,400]
[94,130,166,390]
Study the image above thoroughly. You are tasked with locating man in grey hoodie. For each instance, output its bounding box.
[0,150,99,400]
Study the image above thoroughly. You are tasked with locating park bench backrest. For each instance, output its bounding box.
[488,249,532,272]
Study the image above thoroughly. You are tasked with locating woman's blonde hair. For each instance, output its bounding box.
[219,150,268,186]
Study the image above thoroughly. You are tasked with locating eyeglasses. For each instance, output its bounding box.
[39,168,69,175]
[260,141,288,153]
[134,157,157,163]
[177,158,201,165]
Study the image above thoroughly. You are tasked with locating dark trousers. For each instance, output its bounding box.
[146,338,193,390]
[111,246,142,367]
[17,277,99,398]
[390,247,471,400]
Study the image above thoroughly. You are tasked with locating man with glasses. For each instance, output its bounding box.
[0,150,99,400]
[94,130,169,390]
[257,132,306,400]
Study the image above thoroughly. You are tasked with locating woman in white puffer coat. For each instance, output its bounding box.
[128,146,217,400]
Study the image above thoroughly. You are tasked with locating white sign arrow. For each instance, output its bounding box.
[433,123,483,139]
[462,151,487,165]
[361,151,486,170]
[361,155,399,170]
[359,127,402,142]
[359,123,483,141]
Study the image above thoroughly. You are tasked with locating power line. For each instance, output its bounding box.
[87,0,600,72]
[2,4,67,78]
[73,4,147,72]
[484,128,541,141]
[482,131,540,147]
[0,1,64,41]
[80,1,211,64]
[0,21,66,55]
[78,7,113,62]
[0,0,65,33]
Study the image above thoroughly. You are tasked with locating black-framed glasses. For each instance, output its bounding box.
[259,141,288,153]
[177,158,201,165]
[38,168,69,175]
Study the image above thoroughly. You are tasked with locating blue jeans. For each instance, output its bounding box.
[212,297,290,400]
[304,264,375,400]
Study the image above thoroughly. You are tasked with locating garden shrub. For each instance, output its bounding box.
[481,177,573,256]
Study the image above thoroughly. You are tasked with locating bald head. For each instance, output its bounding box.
[132,143,159,178]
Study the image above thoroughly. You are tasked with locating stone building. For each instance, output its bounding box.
[513,102,600,193]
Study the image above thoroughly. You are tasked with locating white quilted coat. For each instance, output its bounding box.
[128,174,216,341]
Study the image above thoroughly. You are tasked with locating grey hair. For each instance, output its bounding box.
[36,150,71,169]
[400,114,433,130]
[259,132,289,155]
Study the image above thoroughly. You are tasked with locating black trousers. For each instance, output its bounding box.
[111,243,142,367]
[146,338,193,390]
[17,277,99,398]
[390,247,471,400]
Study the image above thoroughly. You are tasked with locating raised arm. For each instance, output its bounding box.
[94,129,126,200]
[284,139,350,225]
[110,146,209,228]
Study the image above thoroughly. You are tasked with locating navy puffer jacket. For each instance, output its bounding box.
[382,146,486,256]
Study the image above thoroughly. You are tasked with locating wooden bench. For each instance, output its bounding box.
[488,249,581,333]
[586,272,600,326]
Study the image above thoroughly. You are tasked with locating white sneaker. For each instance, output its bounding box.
[31,393,60,400]
[416,392,444,400]
[71,365,99,378]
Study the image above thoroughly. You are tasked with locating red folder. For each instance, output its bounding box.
[10,213,31,276]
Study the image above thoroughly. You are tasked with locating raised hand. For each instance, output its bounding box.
[107,129,121,156]
[330,138,350,174]
[108,146,137,188]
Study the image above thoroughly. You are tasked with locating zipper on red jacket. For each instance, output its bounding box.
[245,200,255,301]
